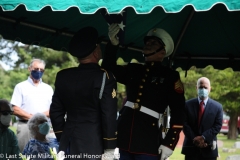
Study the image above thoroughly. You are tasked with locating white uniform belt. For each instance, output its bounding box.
[125,101,162,119]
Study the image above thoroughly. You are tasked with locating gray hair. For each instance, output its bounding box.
[28,113,48,137]
[197,77,211,87]
[29,59,46,68]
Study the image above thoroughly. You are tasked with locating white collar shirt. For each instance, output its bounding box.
[10,77,53,120]
[198,97,208,109]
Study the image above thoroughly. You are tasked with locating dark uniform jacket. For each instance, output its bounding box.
[50,63,118,158]
[182,98,223,158]
[102,43,185,155]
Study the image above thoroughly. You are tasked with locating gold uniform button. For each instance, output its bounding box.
[174,131,177,134]
[151,62,154,66]
[136,99,140,102]
[152,123,155,126]
[115,132,118,135]
[138,93,142,96]
[133,103,139,109]
[142,79,145,82]
[145,74,148,77]
[146,68,150,72]
[139,85,143,88]
[170,144,172,146]
[172,138,175,140]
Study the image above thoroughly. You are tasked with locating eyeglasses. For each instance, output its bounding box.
[0,111,14,115]
[32,68,45,72]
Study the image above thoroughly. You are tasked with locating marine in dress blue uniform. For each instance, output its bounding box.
[102,25,186,160]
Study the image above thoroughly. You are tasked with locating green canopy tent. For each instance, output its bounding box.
[1,0,240,70]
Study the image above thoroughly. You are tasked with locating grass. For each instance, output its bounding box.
[171,134,240,160]
[8,126,240,159]
[217,134,240,160]
[9,126,17,134]
[169,148,185,160]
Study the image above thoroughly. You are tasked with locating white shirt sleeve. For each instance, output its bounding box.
[10,84,23,108]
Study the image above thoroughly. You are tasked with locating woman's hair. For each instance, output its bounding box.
[0,99,12,110]
[28,113,48,137]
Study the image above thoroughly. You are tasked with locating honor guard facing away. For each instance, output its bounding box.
[50,27,118,160]
[102,24,186,160]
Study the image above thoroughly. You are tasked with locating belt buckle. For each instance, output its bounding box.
[133,103,140,110]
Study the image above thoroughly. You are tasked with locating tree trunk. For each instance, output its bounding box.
[227,112,238,139]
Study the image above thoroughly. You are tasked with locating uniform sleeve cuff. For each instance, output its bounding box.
[103,139,117,149]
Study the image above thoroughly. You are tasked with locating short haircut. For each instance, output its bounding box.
[28,113,48,137]
[197,77,211,87]
[29,59,46,68]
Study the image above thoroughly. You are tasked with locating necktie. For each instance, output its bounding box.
[198,101,205,127]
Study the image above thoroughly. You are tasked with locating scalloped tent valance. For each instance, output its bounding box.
[1,0,240,13]
[1,0,240,70]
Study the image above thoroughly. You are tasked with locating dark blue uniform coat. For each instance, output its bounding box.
[102,43,185,155]
[50,63,117,159]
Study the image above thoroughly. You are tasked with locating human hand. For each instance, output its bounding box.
[43,110,50,117]
[197,142,208,148]
[102,149,115,160]
[158,145,173,160]
[108,23,120,45]
[193,136,206,148]
[28,114,33,120]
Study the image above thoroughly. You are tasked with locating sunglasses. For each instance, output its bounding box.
[0,111,14,115]
[32,68,45,72]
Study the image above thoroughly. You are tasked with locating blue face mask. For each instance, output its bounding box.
[38,122,50,135]
[31,70,43,80]
[198,88,209,99]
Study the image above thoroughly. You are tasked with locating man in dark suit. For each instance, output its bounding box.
[102,24,185,160]
[50,27,118,160]
[182,77,223,160]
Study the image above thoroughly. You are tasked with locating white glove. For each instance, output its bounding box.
[108,23,120,45]
[57,151,65,160]
[50,147,65,160]
[102,149,115,160]
[211,140,217,150]
[158,145,173,160]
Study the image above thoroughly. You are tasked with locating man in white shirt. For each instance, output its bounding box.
[11,58,53,152]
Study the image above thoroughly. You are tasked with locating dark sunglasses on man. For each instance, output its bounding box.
[0,111,14,115]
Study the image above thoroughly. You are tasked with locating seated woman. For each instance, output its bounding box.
[22,113,59,159]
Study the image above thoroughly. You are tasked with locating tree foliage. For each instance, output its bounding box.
[0,37,78,100]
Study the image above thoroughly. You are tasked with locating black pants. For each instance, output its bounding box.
[185,155,217,160]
